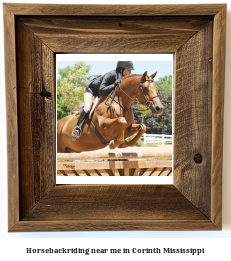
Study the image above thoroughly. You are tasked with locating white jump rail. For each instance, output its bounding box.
[57,151,172,161]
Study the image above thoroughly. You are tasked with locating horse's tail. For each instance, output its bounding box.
[57,115,74,152]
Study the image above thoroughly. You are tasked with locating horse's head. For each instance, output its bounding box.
[136,71,164,115]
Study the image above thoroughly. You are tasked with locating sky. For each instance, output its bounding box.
[56,54,173,82]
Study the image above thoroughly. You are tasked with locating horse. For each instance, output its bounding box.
[57,71,164,153]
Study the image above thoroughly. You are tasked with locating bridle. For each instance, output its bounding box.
[105,78,159,111]
[138,79,159,108]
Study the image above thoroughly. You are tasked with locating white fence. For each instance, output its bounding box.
[142,134,173,145]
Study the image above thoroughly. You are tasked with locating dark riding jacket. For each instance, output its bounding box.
[84,70,121,97]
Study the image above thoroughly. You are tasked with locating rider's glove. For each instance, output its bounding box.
[114,78,122,87]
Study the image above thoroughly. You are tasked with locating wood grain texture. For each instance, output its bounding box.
[211,5,226,228]
[11,220,218,232]
[18,16,213,53]
[3,3,225,16]
[16,19,56,219]
[22,185,207,221]
[4,3,226,231]
[3,4,19,231]
[174,22,213,218]
[11,185,218,232]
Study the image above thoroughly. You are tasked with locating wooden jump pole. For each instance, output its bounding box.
[57,151,172,161]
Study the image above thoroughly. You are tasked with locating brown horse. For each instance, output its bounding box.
[57,71,164,153]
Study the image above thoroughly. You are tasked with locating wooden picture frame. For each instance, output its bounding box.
[4,3,226,231]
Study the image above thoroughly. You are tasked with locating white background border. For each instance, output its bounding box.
[56,54,173,184]
[0,0,231,259]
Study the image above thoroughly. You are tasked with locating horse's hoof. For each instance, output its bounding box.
[109,141,115,149]
[118,143,124,148]
[140,124,147,132]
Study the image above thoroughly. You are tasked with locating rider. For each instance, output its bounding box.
[71,61,135,140]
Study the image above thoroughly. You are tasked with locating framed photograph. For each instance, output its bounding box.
[4,3,226,231]
[56,54,173,185]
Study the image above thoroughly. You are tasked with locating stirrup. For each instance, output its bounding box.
[71,127,81,140]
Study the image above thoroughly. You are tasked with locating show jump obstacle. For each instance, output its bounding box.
[57,152,172,176]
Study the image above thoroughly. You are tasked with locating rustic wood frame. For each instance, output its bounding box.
[4,4,226,232]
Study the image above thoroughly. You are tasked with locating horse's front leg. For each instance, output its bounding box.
[119,123,146,148]
[99,117,127,149]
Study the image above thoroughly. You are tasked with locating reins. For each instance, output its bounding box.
[105,77,159,112]
[89,75,159,146]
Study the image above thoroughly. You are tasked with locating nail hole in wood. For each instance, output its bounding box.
[41,91,52,99]
[194,153,203,164]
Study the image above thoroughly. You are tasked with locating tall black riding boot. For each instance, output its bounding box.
[71,110,87,140]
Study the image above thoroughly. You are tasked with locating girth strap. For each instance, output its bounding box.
[86,119,109,146]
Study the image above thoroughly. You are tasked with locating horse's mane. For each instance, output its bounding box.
[122,74,142,80]
[121,74,142,82]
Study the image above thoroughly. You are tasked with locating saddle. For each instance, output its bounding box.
[77,97,109,146]
[75,96,98,118]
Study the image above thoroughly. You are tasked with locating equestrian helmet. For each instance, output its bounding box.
[116,61,135,70]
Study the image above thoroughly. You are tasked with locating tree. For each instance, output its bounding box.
[145,92,172,134]
[57,86,69,120]
[152,75,172,134]
[57,62,92,120]
[156,75,172,97]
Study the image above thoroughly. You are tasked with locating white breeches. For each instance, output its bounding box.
[84,92,93,113]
